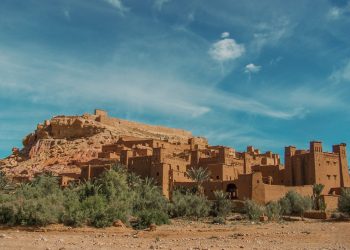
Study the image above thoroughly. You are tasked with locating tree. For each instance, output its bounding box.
[186,167,210,196]
[312,183,326,211]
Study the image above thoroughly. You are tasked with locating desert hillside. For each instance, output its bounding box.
[0,110,193,178]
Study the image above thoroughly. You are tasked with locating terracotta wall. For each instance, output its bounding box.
[321,195,339,211]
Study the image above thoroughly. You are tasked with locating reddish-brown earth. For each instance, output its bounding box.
[0,219,349,250]
[0,111,192,179]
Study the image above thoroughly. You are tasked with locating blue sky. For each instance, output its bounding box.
[1,0,350,159]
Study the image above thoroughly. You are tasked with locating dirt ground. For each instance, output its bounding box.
[0,218,349,250]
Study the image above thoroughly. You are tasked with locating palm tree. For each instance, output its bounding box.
[312,183,325,210]
[186,167,210,196]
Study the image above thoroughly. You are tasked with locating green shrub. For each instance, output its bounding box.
[211,190,232,218]
[0,198,17,225]
[61,189,85,227]
[279,191,312,216]
[0,169,177,228]
[244,200,265,220]
[266,201,282,220]
[96,170,129,201]
[132,178,170,228]
[212,216,225,224]
[15,196,64,226]
[82,195,111,228]
[339,188,350,214]
[170,190,210,219]
[0,174,64,226]
[135,209,169,229]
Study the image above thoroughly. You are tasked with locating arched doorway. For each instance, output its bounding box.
[226,183,237,200]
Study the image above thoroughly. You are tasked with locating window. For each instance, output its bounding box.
[334,175,337,180]
[216,176,219,180]
[327,175,330,180]
[156,172,159,176]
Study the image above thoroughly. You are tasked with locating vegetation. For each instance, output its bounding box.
[169,189,211,219]
[211,190,232,218]
[278,191,312,216]
[0,167,326,227]
[312,184,326,211]
[339,188,350,214]
[0,167,170,229]
[266,201,282,221]
[186,167,210,196]
[244,200,265,220]
[243,191,313,221]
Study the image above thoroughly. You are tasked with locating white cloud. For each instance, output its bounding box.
[63,9,70,20]
[327,4,350,20]
[327,7,342,20]
[221,32,230,38]
[209,37,245,62]
[244,63,261,74]
[330,60,350,83]
[251,17,293,53]
[104,0,128,14]
[0,46,303,120]
[154,0,171,11]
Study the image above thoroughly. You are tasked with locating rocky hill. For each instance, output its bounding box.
[0,110,193,179]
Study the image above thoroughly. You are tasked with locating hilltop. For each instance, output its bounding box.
[0,109,193,178]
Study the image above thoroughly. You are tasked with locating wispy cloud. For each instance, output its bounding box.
[327,4,350,20]
[154,0,171,11]
[330,60,350,83]
[0,45,302,121]
[63,9,70,20]
[251,17,293,53]
[209,33,245,62]
[104,0,129,14]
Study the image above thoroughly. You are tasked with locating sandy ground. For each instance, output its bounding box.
[0,219,349,250]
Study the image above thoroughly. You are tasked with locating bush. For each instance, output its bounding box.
[132,178,170,228]
[0,175,64,226]
[61,189,85,227]
[339,188,350,214]
[266,201,282,221]
[211,190,232,218]
[0,198,17,225]
[244,200,265,220]
[279,191,312,216]
[16,196,64,226]
[132,178,169,213]
[82,195,111,228]
[135,209,169,229]
[170,190,210,219]
[212,216,225,224]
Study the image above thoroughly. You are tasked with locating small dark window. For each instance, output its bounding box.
[156,172,159,176]
[216,176,219,180]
